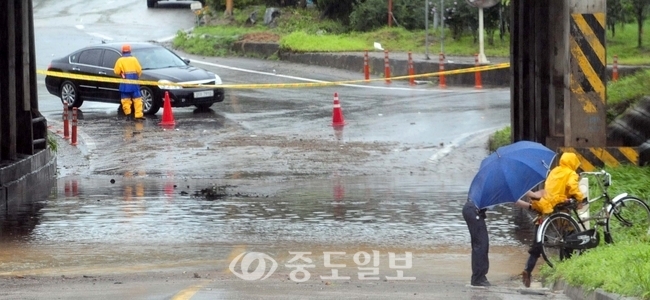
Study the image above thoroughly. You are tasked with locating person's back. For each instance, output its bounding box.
[114,44,144,120]
[114,54,142,92]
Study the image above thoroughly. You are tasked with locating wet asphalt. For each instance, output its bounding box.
[0,0,573,299]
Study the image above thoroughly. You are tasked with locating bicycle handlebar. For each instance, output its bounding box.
[580,169,612,188]
[579,170,609,176]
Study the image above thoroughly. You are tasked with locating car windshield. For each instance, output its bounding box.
[131,47,187,70]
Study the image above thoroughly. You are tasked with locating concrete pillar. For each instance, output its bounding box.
[565,0,607,147]
[534,0,550,144]
[546,0,570,150]
[511,0,551,144]
[0,0,18,161]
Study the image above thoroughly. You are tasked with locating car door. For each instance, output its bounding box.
[75,49,104,99]
[96,49,122,102]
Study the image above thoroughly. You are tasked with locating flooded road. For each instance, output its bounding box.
[0,171,537,275]
[0,1,572,298]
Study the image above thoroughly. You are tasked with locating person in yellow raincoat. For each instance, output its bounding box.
[530,152,585,214]
[114,44,144,120]
[521,152,586,287]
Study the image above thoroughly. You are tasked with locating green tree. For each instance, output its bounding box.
[316,0,356,24]
[226,0,233,15]
[349,0,428,31]
[629,0,650,47]
[607,0,624,37]
[349,0,386,31]
[445,1,477,40]
[482,4,502,45]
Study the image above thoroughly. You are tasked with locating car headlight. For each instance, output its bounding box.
[158,80,183,90]
[214,75,222,85]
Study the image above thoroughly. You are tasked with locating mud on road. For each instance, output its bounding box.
[54,110,478,184]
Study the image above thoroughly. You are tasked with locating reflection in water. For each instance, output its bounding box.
[0,175,535,272]
[1,176,535,246]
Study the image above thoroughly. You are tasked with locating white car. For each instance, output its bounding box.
[147,0,205,8]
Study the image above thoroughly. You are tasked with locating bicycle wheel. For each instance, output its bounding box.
[539,213,582,268]
[606,196,650,243]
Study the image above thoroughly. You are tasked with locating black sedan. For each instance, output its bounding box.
[45,42,224,115]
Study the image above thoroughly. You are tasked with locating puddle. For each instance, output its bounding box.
[0,175,536,274]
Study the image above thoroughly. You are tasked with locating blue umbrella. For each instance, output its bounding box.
[469,141,556,209]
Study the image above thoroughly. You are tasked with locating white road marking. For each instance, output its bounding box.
[191,59,470,92]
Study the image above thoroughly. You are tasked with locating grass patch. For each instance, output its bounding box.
[47,131,58,153]
[606,164,650,200]
[280,31,368,52]
[488,126,511,152]
[606,69,650,121]
[178,7,650,65]
[607,22,650,65]
[540,242,650,299]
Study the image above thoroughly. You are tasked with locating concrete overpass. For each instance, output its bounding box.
[0,0,56,209]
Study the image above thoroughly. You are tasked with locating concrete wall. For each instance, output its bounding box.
[230,43,647,88]
[0,148,56,211]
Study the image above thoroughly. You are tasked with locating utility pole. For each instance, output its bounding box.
[425,0,430,59]
[440,0,444,54]
[388,0,393,27]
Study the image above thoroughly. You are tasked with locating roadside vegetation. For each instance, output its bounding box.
[178,0,650,65]
[607,69,650,122]
[47,131,58,153]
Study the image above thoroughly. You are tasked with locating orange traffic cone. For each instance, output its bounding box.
[332,93,346,126]
[160,91,176,127]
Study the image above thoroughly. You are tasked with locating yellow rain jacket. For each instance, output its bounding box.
[531,152,584,215]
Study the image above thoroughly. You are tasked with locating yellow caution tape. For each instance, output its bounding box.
[37,63,510,90]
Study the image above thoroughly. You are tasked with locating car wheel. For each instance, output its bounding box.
[147,0,157,8]
[140,86,160,115]
[195,103,213,110]
[60,81,83,108]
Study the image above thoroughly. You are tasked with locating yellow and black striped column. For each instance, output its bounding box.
[559,147,639,172]
[567,12,607,147]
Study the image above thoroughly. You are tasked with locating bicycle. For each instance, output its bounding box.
[534,170,650,268]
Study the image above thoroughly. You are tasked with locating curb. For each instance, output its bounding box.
[552,280,640,300]
[229,43,649,88]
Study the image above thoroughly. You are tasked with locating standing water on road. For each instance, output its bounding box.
[0,175,536,274]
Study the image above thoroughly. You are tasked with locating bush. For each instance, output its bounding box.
[348,0,386,32]
[488,126,511,152]
[350,0,431,32]
[274,8,346,35]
